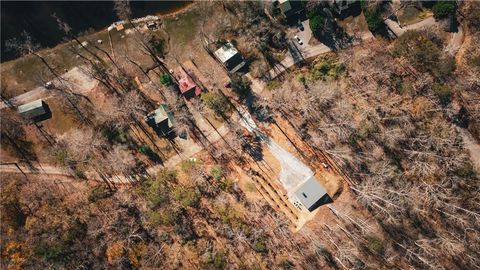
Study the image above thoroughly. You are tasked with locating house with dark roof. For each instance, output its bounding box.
[293,176,332,212]
[18,99,51,122]
[272,0,304,20]
[328,0,358,16]
[144,104,174,137]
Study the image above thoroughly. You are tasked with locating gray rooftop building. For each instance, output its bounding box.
[145,104,175,137]
[17,99,50,121]
[294,176,332,212]
[214,42,246,73]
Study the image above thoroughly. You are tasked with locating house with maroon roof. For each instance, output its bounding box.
[175,66,202,100]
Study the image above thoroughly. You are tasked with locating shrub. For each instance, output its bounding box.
[74,168,87,179]
[55,148,68,165]
[366,235,384,255]
[88,185,111,203]
[305,1,322,19]
[160,74,173,86]
[218,179,234,192]
[201,92,230,117]
[304,57,345,82]
[145,179,170,209]
[252,239,268,253]
[157,168,177,183]
[471,55,480,68]
[210,165,224,180]
[180,159,200,174]
[62,220,87,242]
[35,241,72,263]
[212,251,227,269]
[434,55,456,79]
[173,186,201,208]
[363,9,384,33]
[455,163,477,179]
[358,120,379,139]
[348,133,360,149]
[455,106,470,128]
[148,208,181,226]
[201,250,227,270]
[432,83,452,105]
[266,80,281,90]
[309,15,325,36]
[148,211,163,225]
[433,1,457,20]
[360,1,384,33]
[393,31,439,67]
[393,30,455,78]
[279,260,294,270]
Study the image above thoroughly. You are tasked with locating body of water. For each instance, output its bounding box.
[1,1,191,62]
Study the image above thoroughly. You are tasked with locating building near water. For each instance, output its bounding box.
[293,175,332,212]
[18,99,50,121]
[214,42,246,73]
[272,0,303,19]
[175,66,202,100]
[144,104,174,137]
[329,0,357,16]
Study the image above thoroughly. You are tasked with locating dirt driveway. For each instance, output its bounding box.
[237,105,314,194]
[0,66,98,109]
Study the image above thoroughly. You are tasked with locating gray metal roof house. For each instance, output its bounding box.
[214,42,246,73]
[294,176,332,212]
[17,99,50,120]
[272,0,303,19]
[329,0,357,16]
[144,104,174,137]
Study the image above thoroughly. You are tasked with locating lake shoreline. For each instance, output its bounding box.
[1,1,194,64]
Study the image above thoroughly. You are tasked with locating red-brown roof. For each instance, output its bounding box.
[176,67,202,98]
[178,76,196,93]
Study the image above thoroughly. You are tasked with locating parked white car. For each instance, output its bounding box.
[294,35,303,45]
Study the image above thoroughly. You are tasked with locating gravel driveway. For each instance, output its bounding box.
[238,105,313,193]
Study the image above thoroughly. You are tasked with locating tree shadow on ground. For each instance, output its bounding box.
[242,133,264,161]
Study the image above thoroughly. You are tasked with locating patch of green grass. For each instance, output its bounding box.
[3,41,83,97]
[266,80,281,90]
[398,5,423,25]
[164,9,201,49]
